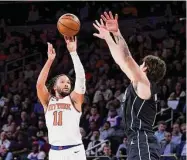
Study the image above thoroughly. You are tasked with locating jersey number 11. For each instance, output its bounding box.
[53,111,63,126]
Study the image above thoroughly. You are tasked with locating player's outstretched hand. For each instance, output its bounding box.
[101,11,118,34]
[93,19,110,39]
[47,42,56,61]
[64,36,77,53]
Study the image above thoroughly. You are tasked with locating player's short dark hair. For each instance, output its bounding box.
[173,123,180,126]
[103,144,110,149]
[47,74,73,96]
[158,121,167,126]
[143,55,166,83]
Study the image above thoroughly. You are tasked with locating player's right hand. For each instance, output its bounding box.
[101,11,119,34]
[47,42,56,61]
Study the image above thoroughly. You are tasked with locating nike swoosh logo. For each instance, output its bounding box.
[74,151,80,153]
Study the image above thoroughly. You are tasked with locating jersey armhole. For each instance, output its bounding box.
[69,95,81,113]
[44,95,53,114]
[131,83,152,101]
[131,83,158,106]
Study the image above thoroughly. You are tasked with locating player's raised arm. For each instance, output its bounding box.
[93,11,151,99]
[36,43,56,111]
[64,36,86,112]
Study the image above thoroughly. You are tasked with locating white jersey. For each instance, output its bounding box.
[45,96,82,146]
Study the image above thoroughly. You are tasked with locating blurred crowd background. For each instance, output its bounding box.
[0,1,186,160]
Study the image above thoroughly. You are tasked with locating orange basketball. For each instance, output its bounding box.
[57,13,80,37]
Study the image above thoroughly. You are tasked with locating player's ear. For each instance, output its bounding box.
[53,84,57,91]
[142,66,147,72]
[141,62,147,72]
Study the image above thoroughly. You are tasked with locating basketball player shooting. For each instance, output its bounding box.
[93,11,166,160]
[36,36,87,160]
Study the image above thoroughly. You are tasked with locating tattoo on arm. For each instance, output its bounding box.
[113,34,131,58]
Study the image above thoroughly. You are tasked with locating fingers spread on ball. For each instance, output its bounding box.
[70,36,74,42]
[64,36,70,43]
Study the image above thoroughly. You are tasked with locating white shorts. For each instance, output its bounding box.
[49,144,87,160]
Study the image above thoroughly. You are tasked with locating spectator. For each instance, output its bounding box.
[162,35,175,49]
[85,121,98,140]
[28,5,40,22]
[107,107,122,128]
[155,121,167,143]
[36,120,47,139]
[6,132,28,160]
[10,95,21,115]
[160,85,170,101]
[180,123,186,134]
[2,114,14,132]
[86,130,106,156]
[0,132,11,159]
[79,2,90,21]
[24,64,34,80]
[160,132,177,158]
[27,141,46,160]
[99,121,115,140]
[89,106,101,127]
[176,133,186,160]
[168,82,186,100]
[171,123,182,145]
[93,84,113,103]
[27,141,39,160]
[116,136,127,160]
[19,111,29,125]
[100,144,117,160]
[0,105,9,125]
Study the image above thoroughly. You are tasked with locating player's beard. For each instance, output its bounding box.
[57,87,70,97]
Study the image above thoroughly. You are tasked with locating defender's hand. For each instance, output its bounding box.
[101,11,119,34]
[47,42,56,61]
[64,36,77,52]
[93,19,110,39]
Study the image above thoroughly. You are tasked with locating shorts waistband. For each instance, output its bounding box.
[50,144,82,150]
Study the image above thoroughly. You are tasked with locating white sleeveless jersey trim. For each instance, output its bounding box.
[45,96,82,146]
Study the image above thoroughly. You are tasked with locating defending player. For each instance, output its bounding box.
[93,11,166,160]
[36,36,86,160]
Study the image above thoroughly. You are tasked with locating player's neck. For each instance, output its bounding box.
[55,93,65,99]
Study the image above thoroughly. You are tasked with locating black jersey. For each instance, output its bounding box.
[121,83,158,137]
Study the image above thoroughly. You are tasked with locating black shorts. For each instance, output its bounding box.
[127,131,160,160]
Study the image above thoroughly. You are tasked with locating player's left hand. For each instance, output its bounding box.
[64,36,77,52]
[93,19,110,39]
[101,11,119,34]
